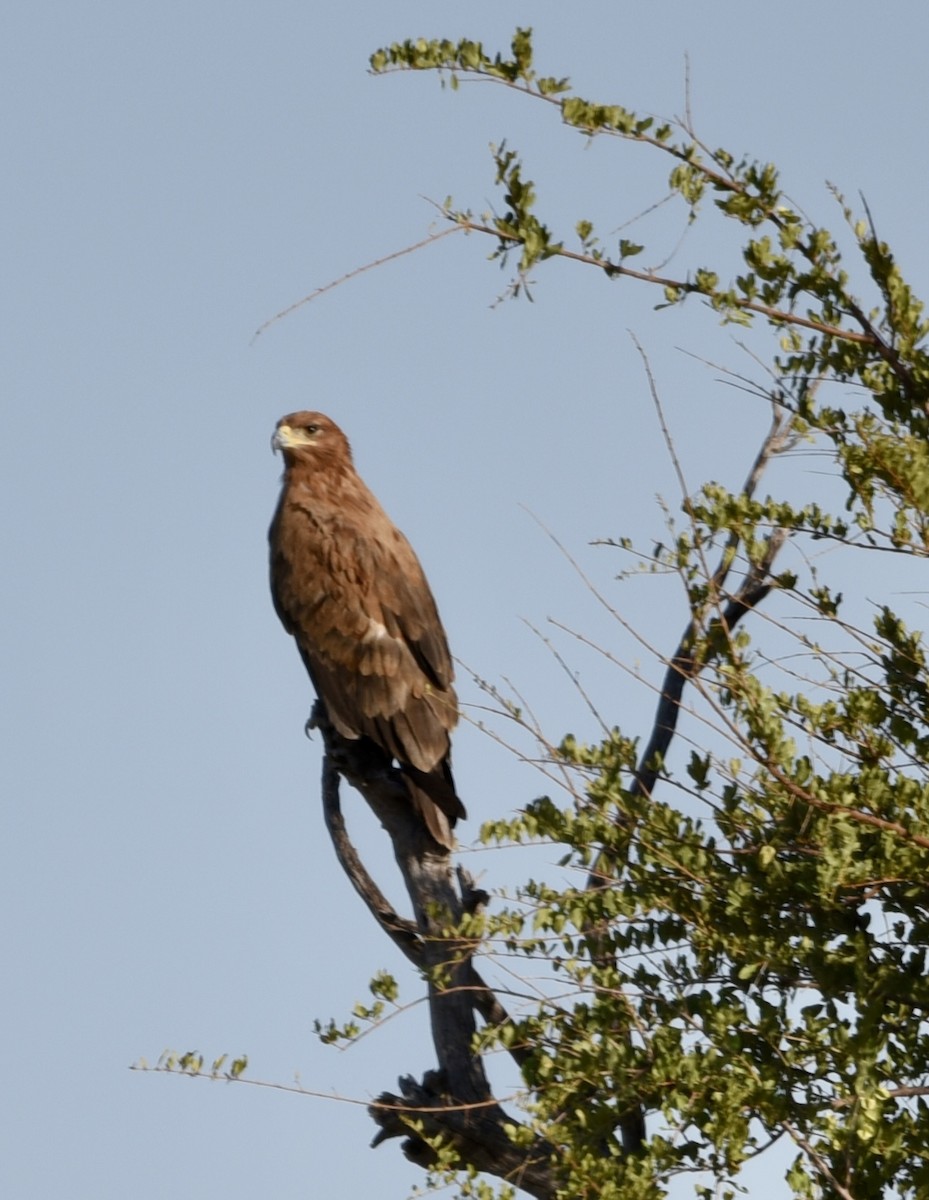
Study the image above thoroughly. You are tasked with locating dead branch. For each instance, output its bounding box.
[314,707,557,1194]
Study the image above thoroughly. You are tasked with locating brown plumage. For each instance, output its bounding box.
[268,411,465,849]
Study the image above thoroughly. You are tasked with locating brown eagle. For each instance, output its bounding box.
[269,411,465,850]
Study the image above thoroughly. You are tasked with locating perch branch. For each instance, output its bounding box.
[314,708,556,1193]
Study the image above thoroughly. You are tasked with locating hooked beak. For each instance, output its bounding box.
[271,423,295,455]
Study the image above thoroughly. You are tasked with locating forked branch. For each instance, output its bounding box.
[315,708,555,1193]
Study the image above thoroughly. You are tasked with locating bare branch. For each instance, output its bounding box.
[321,756,423,964]
[314,708,556,1192]
[251,225,464,341]
[614,368,793,815]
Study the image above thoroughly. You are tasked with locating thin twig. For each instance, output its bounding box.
[781,1121,856,1200]
[251,225,464,340]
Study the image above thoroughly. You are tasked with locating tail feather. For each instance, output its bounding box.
[401,762,466,851]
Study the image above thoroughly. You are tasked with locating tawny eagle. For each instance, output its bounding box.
[269,411,465,850]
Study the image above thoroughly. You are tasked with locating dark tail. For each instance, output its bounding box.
[401,759,466,852]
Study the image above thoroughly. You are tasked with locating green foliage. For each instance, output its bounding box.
[133,1050,249,1080]
[488,141,563,287]
[314,969,402,1046]
[360,27,929,1200]
[372,27,929,551]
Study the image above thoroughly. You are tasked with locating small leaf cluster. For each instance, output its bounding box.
[314,969,401,1047]
[488,142,563,285]
[370,28,569,97]
[139,1049,248,1080]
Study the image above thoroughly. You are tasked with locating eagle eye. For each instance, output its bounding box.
[306,423,320,435]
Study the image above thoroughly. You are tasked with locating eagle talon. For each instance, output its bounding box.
[305,700,328,739]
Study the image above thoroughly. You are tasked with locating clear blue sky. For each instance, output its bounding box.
[4,4,928,1198]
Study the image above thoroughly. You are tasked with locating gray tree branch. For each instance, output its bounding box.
[314,707,556,1196]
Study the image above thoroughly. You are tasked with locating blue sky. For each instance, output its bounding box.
[4,4,928,1197]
